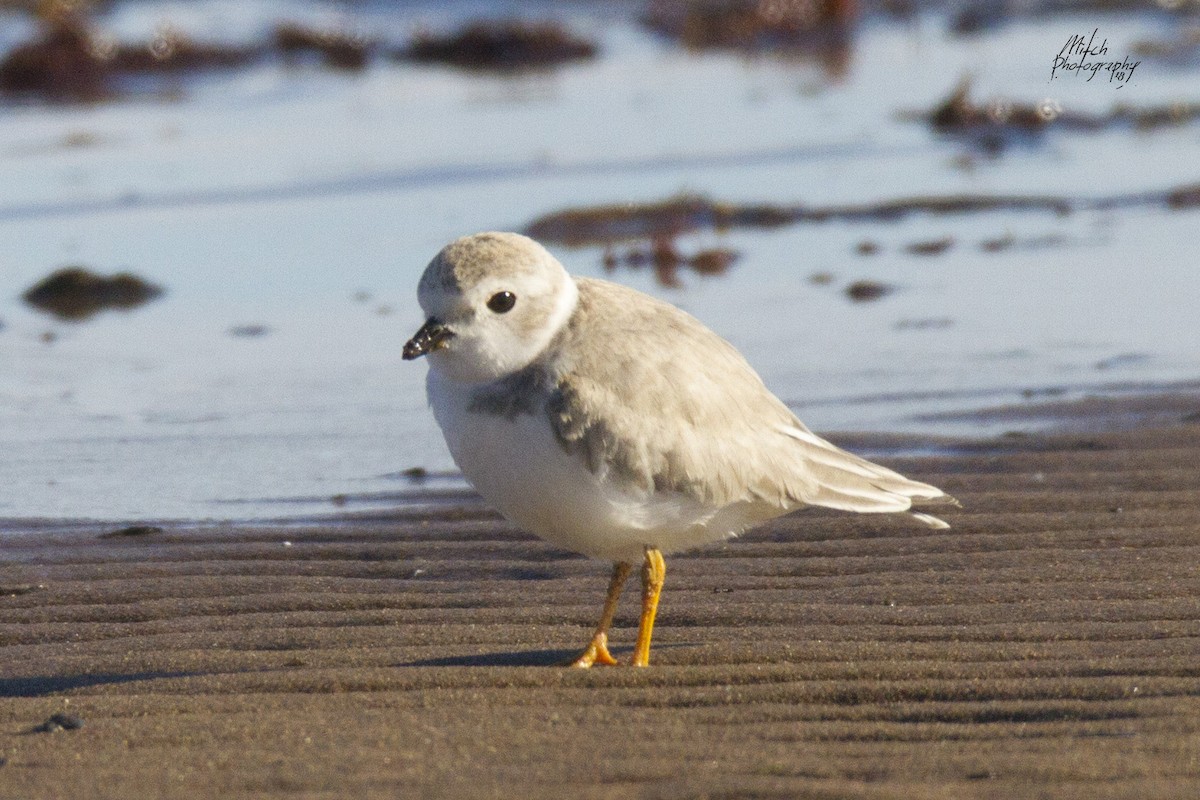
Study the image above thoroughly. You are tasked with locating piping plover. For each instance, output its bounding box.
[404,232,956,667]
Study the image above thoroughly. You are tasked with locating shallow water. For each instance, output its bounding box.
[1,1,1197,521]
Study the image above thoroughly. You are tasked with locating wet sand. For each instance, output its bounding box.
[3,398,1200,798]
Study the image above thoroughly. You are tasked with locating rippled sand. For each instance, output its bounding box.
[3,393,1199,799]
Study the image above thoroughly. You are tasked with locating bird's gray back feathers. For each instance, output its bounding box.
[469,277,954,523]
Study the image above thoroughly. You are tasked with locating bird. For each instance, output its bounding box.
[403,231,957,667]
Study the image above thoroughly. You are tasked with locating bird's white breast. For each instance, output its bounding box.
[426,370,762,562]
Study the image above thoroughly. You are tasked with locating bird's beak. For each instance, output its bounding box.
[403,317,454,360]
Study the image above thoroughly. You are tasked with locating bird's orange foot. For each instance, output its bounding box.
[568,632,619,668]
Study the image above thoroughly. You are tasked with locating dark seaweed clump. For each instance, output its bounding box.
[904,237,955,256]
[526,178,1200,251]
[924,79,1200,154]
[844,280,894,302]
[523,193,1071,248]
[109,29,259,73]
[1132,26,1200,67]
[0,11,258,102]
[274,23,373,71]
[642,0,857,77]
[603,238,738,287]
[402,21,598,71]
[526,195,798,247]
[642,0,856,50]
[0,13,110,102]
[23,267,164,321]
[0,11,599,103]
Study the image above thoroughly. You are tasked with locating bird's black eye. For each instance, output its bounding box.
[487,291,516,313]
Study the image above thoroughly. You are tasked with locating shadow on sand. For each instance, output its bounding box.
[0,671,199,698]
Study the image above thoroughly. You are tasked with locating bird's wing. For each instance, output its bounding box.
[546,278,955,526]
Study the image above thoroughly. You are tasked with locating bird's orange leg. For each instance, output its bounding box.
[631,546,666,667]
[569,561,633,668]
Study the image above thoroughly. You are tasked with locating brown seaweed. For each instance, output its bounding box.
[0,13,109,102]
[642,0,857,76]
[525,179,1200,247]
[920,78,1200,153]
[604,238,739,287]
[274,23,373,71]
[400,21,597,71]
[23,267,164,321]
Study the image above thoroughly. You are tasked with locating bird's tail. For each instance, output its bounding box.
[779,426,959,528]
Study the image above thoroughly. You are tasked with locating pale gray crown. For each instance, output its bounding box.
[419,231,551,298]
